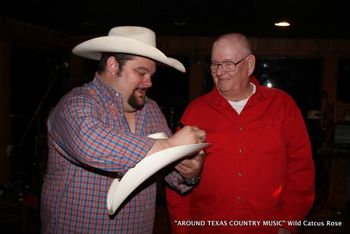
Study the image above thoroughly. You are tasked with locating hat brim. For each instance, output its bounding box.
[72,36,186,73]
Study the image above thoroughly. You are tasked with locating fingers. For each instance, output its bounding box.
[187,126,206,143]
[169,125,206,146]
[175,150,205,178]
[174,164,188,173]
[196,129,206,143]
[175,162,201,180]
[180,150,205,166]
[197,150,206,157]
[175,162,197,177]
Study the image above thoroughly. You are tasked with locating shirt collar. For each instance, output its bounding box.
[91,73,123,105]
[209,75,262,107]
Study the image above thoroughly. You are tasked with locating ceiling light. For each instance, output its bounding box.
[274,21,290,27]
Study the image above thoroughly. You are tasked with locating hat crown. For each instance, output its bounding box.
[72,26,185,72]
[108,26,156,47]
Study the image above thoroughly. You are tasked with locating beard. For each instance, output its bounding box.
[128,88,148,110]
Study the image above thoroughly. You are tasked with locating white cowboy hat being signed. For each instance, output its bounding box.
[106,132,209,215]
[72,26,186,73]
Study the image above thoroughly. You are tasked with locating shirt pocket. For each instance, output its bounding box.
[245,120,285,157]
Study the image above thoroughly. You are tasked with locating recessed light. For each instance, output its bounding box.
[274,21,290,27]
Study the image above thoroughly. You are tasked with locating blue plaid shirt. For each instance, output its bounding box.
[41,74,181,233]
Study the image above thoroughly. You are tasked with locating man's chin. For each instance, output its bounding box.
[128,93,147,110]
[129,100,145,110]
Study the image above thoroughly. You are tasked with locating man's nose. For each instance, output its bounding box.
[215,64,226,76]
[142,75,152,88]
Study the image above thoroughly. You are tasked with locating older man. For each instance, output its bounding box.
[166,33,314,234]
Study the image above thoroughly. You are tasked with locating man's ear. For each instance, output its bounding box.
[106,56,119,75]
[247,54,256,76]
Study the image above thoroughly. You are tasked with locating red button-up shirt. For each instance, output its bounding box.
[166,77,315,234]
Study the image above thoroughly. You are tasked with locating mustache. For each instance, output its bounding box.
[135,87,149,93]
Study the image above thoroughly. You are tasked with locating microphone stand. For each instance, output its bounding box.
[17,63,67,148]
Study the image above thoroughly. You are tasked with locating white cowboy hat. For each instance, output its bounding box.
[72,26,186,73]
[107,131,209,215]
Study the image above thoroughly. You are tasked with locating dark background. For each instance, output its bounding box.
[2,0,350,232]
[2,0,350,39]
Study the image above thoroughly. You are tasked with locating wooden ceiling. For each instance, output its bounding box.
[3,0,350,39]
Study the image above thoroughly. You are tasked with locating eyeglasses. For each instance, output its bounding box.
[207,54,250,72]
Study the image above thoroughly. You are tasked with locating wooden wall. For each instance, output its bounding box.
[1,17,350,182]
[0,41,11,183]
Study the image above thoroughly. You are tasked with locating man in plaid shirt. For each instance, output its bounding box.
[40,26,206,233]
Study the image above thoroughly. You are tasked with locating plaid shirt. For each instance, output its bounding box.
[41,75,176,233]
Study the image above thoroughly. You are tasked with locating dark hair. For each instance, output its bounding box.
[98,53,134,72]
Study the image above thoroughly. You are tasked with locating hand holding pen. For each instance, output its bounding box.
[173,121,206,184]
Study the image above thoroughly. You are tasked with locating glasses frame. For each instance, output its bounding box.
[207,54,251,73]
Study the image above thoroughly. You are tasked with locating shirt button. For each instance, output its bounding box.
[236,196,241,201]
[237,172,243,177]
[239,148,243,154]
[239,127,244,131]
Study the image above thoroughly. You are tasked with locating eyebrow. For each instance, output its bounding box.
[211,59,235,63]
[134,66,156,76]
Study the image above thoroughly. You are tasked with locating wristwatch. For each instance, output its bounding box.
[184,176,201,186]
